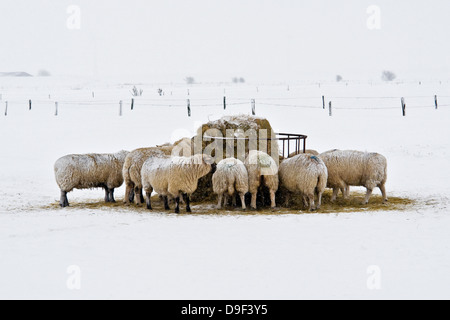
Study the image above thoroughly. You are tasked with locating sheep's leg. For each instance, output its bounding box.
[129,188,135,203]
[301,195,308,208]
[60,191,69,208]
[134,187,143,205]
[339,182,349,200]
[340,187,346,198]
[232,194,237,207]
[364,188,373,205]
[308,194,316,211]
[250,193,257,210]
[124,184,133,204]
[239,193,247,210]
[270,190,276,209]
[217,194,223,209]
[344,185,350,199]
[316,191,323,210]
[164,196,170,210]
[331,188,339,202]
[139,190,145,204]
[109,189,116,203]
[123,185,130,204]
[175,197,180,214]
[185,194,192,213]
[134,187,141,205]
[64,191,69,207]
[379,184,388,203]
[136,188,144,204]
[104,187,110,203]
[146,191,152,210]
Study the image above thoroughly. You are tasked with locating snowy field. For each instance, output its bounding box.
[0,76,449,300]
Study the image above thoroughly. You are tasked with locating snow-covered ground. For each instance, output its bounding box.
[0,77,449,300]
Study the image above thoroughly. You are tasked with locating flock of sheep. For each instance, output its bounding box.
[54,140,388,213]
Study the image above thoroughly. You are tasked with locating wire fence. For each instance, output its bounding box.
[2,93,449,117]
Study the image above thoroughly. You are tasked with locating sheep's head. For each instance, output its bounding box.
[191,154,213,177]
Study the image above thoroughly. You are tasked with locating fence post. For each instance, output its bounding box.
[4,101,8,116]
[119,100,123,116]
[29,100,32,111]
[187,99,191,117]
[223,96,226,110]
[329,101,332,116]
[322,96,325,109]
[251,99,256,116]
[131,98,135,111]
[435,95,438,110]
[401,98,406,116]
[55,102,58,116]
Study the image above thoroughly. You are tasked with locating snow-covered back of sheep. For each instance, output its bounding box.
[288,149,320,158]
[320,150,388,204]
[54,151,129,207]
[141,154,212,213]
[244,150,279,209]
[279,154,328,211]
[212,158,249,210]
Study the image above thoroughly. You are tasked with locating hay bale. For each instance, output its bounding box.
[194,115,279,161]
[190,115,280,203]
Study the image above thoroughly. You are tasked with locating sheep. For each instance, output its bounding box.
[54,151,129,208]
[212,158,249,210]
[319,149,348,198]
[244,150,279,209]
[320,150,388,204]
[122,138,192,205]
[288,149,320,158]
[123,147,168,205]
[141,154,213,213]
[279,154,328,211]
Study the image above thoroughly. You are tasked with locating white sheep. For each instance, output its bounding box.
[141,154,213,213]
[212,158,249,210]
[320,150,388,204]
[54,151,129,207]
[123,147,168,205]
[123,138,192,205]
[279,154,328,211]
[244,150,279,209]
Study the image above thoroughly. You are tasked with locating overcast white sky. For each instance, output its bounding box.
[0,0,449,82]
